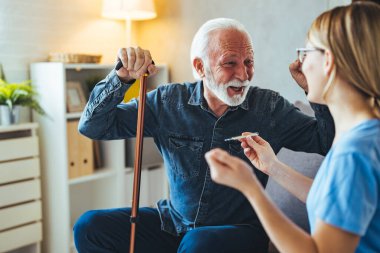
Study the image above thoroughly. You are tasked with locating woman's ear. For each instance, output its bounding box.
[323,50,335,76]
[193,58,205,78]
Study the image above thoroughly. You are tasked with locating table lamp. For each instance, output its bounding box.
[102,0,157,45]
[102,0,157,102]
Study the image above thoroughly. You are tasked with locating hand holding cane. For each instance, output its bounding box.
[116,60,152,253]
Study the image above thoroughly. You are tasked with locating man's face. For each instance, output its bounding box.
[204,67,251,106]
[203,29,254,106]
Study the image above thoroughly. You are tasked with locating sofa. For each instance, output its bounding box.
[265,101,325,252]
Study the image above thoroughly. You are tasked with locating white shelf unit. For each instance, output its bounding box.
[30,63,169,253]
[0,123,42,253]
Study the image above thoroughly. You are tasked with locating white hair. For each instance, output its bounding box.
[190,18,253,80]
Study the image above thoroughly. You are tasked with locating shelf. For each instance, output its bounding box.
[70,231,77,253]
[64,63,114,70]
[0,123,42,253]
[0,122,38,133]
[30,62,169,253]
[68,169,117,186]
[66,112,83,120]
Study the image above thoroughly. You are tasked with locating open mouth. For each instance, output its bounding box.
[227,86,245,95]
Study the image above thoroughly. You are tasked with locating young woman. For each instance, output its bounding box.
[205,3,380,253]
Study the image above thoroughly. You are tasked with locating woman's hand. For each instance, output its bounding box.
[240,133,279,175]
[205,148,260,194]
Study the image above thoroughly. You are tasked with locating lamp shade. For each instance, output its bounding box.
[102,0,157,20]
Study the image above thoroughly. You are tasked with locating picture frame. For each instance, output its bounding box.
[66,81,87,112]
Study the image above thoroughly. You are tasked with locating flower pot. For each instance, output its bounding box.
[0,105,20,125]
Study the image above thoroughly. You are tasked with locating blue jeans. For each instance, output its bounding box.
[73,207,269,253]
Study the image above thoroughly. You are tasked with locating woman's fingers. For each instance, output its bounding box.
[205,149,232,181]
[251,135,267,145]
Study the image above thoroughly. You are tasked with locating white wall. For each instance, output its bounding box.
[137,0,333,103]
[329,0,351,8]
[0,0,125,82]
[0,0,350,104]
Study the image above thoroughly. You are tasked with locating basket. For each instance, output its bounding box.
[48,53,102,64]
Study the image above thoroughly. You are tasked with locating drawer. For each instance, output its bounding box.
[0,158,40,184]
[0,200,42,231]
[0,136,39,162]
[0,222,42,252]
[0,179,41,207]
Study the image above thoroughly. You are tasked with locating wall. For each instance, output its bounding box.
[0,0,125,82]
[0,0,350,104]
[329,0,351,8]
[137,0,350,103]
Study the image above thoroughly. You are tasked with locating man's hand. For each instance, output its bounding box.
[289,59,308,93]
[116,47,158,83]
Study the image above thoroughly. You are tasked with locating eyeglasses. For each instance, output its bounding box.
[296,47,325,63]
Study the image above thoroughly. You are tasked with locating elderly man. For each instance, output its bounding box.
[74,18,334,253]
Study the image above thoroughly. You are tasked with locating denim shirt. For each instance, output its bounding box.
[79,70,334,236]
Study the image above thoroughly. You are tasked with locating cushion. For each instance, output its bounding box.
[265,101,325,232]
[266,148,324,231]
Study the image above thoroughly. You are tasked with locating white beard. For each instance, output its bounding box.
[204,70,251,106]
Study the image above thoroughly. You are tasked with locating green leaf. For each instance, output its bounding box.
[0,78,45,116]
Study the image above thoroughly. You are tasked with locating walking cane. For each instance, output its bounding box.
[129,72,148,253]
[115,60,150,253]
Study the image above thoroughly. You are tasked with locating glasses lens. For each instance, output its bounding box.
[297,49,306,63]
[297,50,302,63]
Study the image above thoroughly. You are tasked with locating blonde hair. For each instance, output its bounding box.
[308,2,380,117]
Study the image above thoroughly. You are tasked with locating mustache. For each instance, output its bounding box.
[225,80,251,87]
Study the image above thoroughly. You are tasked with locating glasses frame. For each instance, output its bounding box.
[296,47,325,63]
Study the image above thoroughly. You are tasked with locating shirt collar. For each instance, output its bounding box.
[188,80,250,111]
[188,80,204,106]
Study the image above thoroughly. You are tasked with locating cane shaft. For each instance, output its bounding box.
[129,74,148,253]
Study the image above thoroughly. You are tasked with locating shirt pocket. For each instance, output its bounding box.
[168,135,204,179]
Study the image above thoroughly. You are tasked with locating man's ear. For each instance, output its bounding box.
[193,58,205,78]
[323,50,335,77]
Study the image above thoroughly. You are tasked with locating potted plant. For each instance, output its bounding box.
[0,78,45,125]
